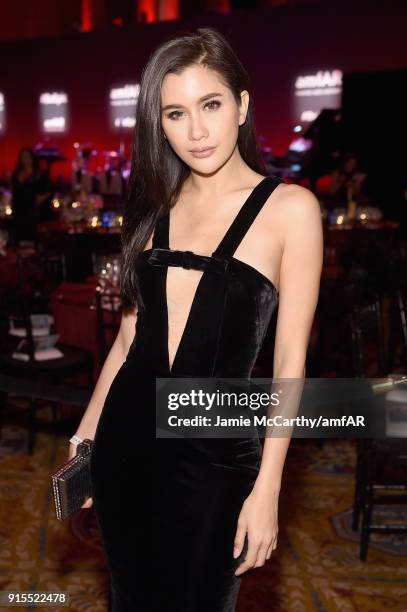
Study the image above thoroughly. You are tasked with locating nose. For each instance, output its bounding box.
[188,111,208,141]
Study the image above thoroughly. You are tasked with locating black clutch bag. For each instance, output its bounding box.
[51,439,93,520]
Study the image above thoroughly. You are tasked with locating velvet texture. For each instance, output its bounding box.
[90,175,283,611]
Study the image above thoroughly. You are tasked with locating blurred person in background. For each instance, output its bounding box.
[11,148,53,242]
[328,152,368,206]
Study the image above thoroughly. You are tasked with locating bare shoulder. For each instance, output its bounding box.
[268,181,321,217]
[263,182,323,249]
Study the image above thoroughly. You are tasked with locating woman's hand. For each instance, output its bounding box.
[68,438,94,509]
[233,486,279,576]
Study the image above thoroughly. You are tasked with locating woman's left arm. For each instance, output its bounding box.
[35,172,53,206]
[234,185,323,576]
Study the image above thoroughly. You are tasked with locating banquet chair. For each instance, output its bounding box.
[388,286,407,373]
[312,280,360,376]
[348,295,407,561]
[95,288,122,362]
[0,372,92,466]
[0,283,94,455]
[16,251,66,312]
[385,241,407,372]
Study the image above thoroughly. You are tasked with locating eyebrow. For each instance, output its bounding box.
[161,92,223,112]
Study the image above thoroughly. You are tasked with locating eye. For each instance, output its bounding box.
[165,99,222,121]
[204,100,221,111]
[167,110,183,121]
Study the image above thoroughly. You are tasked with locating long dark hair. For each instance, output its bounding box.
[120,27,265,310]
[13,148,39,177]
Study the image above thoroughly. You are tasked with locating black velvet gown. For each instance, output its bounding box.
[90,175,284,611]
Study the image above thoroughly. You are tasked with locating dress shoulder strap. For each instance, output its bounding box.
[151,175,284,255]
[152,213,169,249]
[213,175,283,257]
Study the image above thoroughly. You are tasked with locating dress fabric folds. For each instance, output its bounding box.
[90,175,283,611]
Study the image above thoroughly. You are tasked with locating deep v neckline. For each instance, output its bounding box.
[166,267,206,374]
[162,176,277,375]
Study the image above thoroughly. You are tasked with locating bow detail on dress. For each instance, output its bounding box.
[147,248,229,274]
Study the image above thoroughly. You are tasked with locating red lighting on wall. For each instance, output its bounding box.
[82,0,93,32]
[158,0,180,21]
[137,0,158,23]
[207,0,230,13]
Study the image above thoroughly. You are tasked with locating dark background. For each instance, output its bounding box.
[0,0,406,179]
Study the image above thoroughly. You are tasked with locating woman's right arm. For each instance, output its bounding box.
[68,305,137,462]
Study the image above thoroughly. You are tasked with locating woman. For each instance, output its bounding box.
[69,28,322,611]
[328,152,368,206]
[11,148,52,242]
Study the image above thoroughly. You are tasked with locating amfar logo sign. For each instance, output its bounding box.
[295,70,343,91]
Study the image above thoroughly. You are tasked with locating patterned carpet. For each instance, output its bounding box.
[0,423,406,611]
